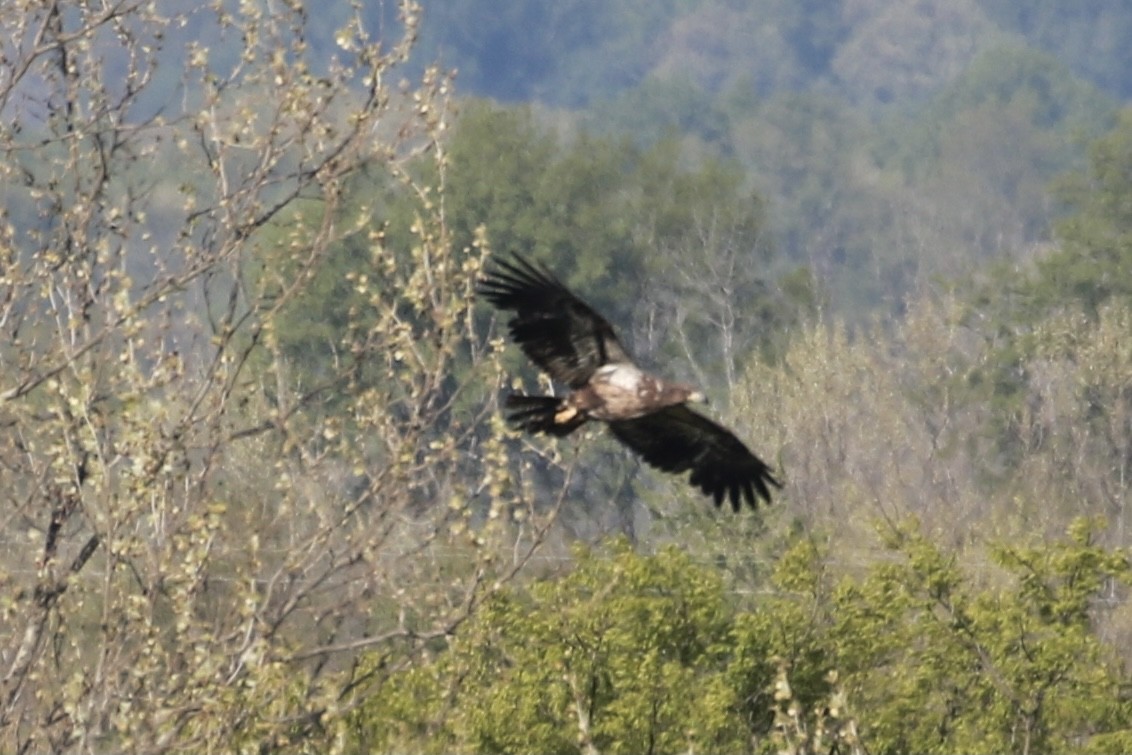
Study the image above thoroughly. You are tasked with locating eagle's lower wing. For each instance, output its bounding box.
[608,405,781,510]
[478,255,631,387]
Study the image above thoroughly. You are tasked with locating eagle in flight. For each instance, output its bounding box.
[479,255,781,510]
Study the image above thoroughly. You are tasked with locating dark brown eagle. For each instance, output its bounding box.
[479,255,781,510]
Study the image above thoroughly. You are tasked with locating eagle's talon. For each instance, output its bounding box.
[554,406,578,424]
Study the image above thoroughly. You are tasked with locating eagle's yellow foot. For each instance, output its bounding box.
[554,406,578,424]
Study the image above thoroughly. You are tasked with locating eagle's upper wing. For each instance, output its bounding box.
[478,255,632,388]
[608,405,781,510]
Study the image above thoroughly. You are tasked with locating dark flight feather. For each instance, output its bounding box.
[608,405,781,511]
[477,256,631,388]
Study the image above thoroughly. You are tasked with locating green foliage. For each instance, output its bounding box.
[1038,108,1132,315]
[851,520,1130,755]
[941,111,1132,479]
[927,44,1110,133]
[0,3,557,751]
[977,0,1132,100]
[626,138,811,388]
[351,520,1131,754]
[443,103,643,320]
[766,520,1132,754]
[6,2,1132,752]
[589,77,735,147]
[258,100,811,427]
[957,107,1131,326]
[415,0,689,105]
[353,541,751,754]
[728,540,839,736]
[831,0,993,108]
[401,0,1132,114]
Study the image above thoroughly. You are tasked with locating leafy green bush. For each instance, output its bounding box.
[352,520,1130,754]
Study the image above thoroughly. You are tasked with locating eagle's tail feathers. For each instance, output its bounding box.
[504,394,585,437]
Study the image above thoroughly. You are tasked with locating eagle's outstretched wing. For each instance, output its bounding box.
[478,255,632,388]
[608,405,781,510]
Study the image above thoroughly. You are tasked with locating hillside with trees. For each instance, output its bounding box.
[408,0,1123,318]
[2,1,1131,753]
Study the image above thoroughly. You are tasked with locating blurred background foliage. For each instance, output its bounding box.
[4,0,1132,752]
